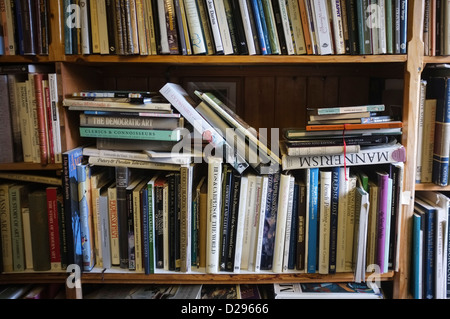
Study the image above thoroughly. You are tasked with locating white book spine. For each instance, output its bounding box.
[253,175,269,272]
[240,174,257,270]
[213,0,234,54]
[344,175,357,272]
[330,0,345,54]
[158,1,170,54]
[319,170,332,274]
[48,74,62,164]
[205,0,224,52]
[280,0,295,55]
[272,174,291,273]
[311,0,333,55]
[336,167,349,272]
[99,193,112,269]
[79,0,91,54]
[21,207,33,269]
[239,0,257,55]
[97,0,110,54]
[206,157,223,273]
[184,0,207,54]
[233,175,249,273]
[282,176,295,272]
[378,0,387,54]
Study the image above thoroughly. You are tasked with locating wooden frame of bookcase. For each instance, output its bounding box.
[1,0,450,300]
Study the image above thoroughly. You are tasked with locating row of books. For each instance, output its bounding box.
[0,0,49,55]
[423,0,450,56]
[411,191,450,299]
[0,181,65,273]
[0,64,63,165]
[64,0,409,56]
[416,65,450,186]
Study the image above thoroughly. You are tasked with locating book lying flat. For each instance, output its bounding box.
[285,128,402,139]
[307,104,385,115]
[63,98,172,111]
[306,121,403,131]
[79,127,182,141]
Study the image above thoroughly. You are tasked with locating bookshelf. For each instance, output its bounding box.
[0,0,447,300]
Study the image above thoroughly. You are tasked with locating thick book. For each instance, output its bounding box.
[284,127,402,139]
[115,165,132,269]
[281,143,406,170]
[306,167,319,273]
[62,146,84,269]
[0,184,15,272]
[9,185,28,271]
[46,186,62,270]
[77,163,96,271]
[307,104,385,115]
[352,185,370,283]
[426,76,450,186]
[414,198,436,299]
[305,121,403,131]
[79,113,182,130]
[63,97,172,112]
[28,190,51,271]
[376,171,390,273]
[411,211,423,299]
[79,127,182,141]
[0,75,14,163]
[206,157,223,274]
[272,173,291,273]
[310,0,333,55]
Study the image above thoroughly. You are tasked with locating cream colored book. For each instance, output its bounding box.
[318,170,332,274]
[287,0,306,54]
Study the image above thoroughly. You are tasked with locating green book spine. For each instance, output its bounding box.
[79,127,181,141]
[385,0,393,54]
[9,185,26,271]
[261,0,280,54]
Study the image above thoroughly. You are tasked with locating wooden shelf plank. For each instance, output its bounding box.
[61,54,407,65]
[423,56,450,64]
[0,163,62,171]
[414,183,450,191]
[0,271,395,285]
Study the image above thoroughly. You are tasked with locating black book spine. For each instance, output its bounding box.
[115,166,130,269]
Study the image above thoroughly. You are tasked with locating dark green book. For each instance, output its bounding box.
[29,190,51,271]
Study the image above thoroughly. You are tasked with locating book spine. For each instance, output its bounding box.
[344,174,356,271]
[99,190,111,269]
[105,0,118,54]
[295,180,306,271]
[142,181,150,273]
[79,127,180,141]
[272,173,290,273]
[77,164,95,271]
[205,0,224,53]
[197,0,216,55]
[184,0,207,55]
[33,73,49,164]
[79,0,90,54]
[213,0,234,54]
[108,184,120,265]
[376,172,389,272]
[385,0,393,54]
[9,186,25,271]
[411,212,422,299]
[173,0,189,55]
[330,0,345,54]
[432,78,450,186]
[260,173,279,271]
[306,167,319,273]
[278,0,294,55]
[318,170,331,274]
[225,172,241,271]
[48,74,62,163]
[421,99,436,183]
[233,175,247,273]
[253,175,268,272]
[97,0,110,54]
[46,187,61,270]
[180,166,191,272]
[282,176,294,271]
[146,179,155,274]
[0,184,13,272]
[28,190,51,271]
[88,156,180,171]
[399,0,407,53]
[0,75,13,163]
[328,167,339,274]
[261,0,280,54]
[416,80,426,182]
[206,157,222,273]
[249,0,269,54]
[298,0,314,54]
[238,0,258,55]
[115,165,130,269]
[311,0,333,55]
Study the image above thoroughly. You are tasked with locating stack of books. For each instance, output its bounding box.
[281,104,405,171]
[63,90,196,170]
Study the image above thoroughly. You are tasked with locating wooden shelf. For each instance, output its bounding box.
[0,270,395,285]
[60,54,407,65]
[0,55,52,63]
[0,163,62,171]
[414,183,450,191]
[423,56,450,64]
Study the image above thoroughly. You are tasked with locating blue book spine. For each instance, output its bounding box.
[399,0,408,54]
[307,167,319,273]
[62,147,84,268]
[249,0,270,55]
[328,167,340,274]
[411,212,422,299]
[77,163,95,271]
[430,77,450,186]
[14,0,24,55]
